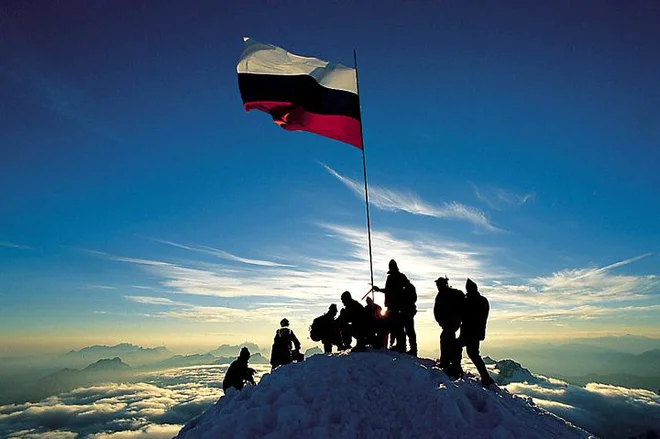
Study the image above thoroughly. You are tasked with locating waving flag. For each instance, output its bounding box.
[237,38,362,149]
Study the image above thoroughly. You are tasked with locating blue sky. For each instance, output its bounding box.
[1,0,659,355]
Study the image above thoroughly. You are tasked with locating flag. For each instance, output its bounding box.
[237,38,362,149]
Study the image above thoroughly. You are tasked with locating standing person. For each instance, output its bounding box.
[433,276,465,379]
[365,297,388,348]
[222,347,256,393]
[399,279,418,356]
[269,318,302,369]
[459,279,495,386]
[373,259,410,353]
[310,304,345,353]
[338,291,367,351]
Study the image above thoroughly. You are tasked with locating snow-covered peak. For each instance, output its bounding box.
[493,359,538,385]
[175,351,593,439]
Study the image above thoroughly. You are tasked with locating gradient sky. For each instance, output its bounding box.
[1,0,659,356]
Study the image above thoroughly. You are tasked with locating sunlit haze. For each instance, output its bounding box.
[2,1,659,358]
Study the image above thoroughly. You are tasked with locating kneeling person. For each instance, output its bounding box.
[222,347,256,393]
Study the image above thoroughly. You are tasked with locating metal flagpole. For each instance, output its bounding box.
[353,49,375,300]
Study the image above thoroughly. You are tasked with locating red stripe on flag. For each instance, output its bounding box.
[244,101,362,149]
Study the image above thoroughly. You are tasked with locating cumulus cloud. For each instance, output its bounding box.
[323,164,499,231]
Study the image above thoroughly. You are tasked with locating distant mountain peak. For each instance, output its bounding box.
[83,357,131,371]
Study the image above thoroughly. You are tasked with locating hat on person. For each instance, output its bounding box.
[387,259,399,274]
[280,318,290,327]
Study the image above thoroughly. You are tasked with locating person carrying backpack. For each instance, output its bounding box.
[310,304,344,353]
[270,318,302,369]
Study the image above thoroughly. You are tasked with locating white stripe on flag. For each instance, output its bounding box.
[237,37,357,95]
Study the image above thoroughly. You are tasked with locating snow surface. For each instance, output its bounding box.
[175,350,593,439]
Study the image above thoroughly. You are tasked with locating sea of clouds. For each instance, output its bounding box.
[0,359,658,439]
[0,364,271,439]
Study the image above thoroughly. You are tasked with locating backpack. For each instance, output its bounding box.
[309,316,324,342]
[406,282,417,304]
[275,327,292,348]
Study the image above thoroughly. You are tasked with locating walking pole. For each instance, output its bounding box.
[354,49,375,301]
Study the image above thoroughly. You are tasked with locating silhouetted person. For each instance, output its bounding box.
[222,347,256,393]
[365,297,388,348]
[338,291,367,351]
[311,304,345,353]
[433,276,465,379]
[373,259,415,353]
[270,318,302,369]
[459,279,495,386]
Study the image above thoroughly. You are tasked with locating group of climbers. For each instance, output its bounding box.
[223,258,494,392]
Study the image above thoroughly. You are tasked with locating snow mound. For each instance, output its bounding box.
[175,350,593,439]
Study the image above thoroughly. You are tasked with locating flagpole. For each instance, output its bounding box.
[354,49,374,299]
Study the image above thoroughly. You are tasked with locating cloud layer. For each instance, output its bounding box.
[323,165,499,231]
[0,364,271,439]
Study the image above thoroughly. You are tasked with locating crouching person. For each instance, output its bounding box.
[222,347,256,393]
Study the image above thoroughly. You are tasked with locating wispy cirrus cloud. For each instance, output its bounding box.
[87,231,658,329]
[323,164,499,232]
[486,254,659,322]
[88,225,502,325]
[0,241,30,250]
[151,239,294,267]
[124,296,186,306]
[472,184,535,210]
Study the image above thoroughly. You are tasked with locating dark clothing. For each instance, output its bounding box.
[433,287,465,330]
[381,270,416,353]
[222,358,255,392]
[401,312,417,355]
[440,329,462,377]
[459,337,490,381]
[382,271,409,312]
[270,327,301,369]
[434,286,465,377]
[313,312,343,353]
[338,298,366,349]
[460,290,493,383]
[461,293,489,341]
[365,301,388,348]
